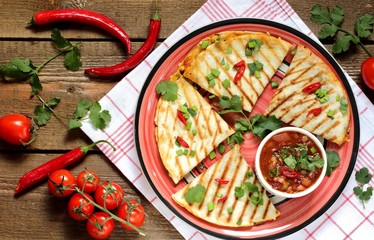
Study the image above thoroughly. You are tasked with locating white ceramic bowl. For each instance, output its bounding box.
[255,127,327,198]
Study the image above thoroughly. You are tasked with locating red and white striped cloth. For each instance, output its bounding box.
[81,0,373,239]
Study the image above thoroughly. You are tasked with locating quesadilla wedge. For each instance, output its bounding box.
[179,31,293,113]
[264,45,350,145]
[172,144,280,227]
[155,72,235,184]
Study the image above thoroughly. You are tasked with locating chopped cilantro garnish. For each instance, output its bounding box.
[340,98,348,114]
[248,60,264,78]
[184,184,206,204]
[236,219,242,225]
[245,39,263,56]
[247,170,254,178]
[217,144,226,154]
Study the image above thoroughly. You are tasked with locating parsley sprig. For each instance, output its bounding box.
[353,167,373,209]
[310,4,374,56]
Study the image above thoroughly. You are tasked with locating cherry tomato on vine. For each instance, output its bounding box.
[0,113,31,145]
[361,57,374,90]
[47,169,76,197]
[94,181,124,210]
[77,169,100,193]
[68,193,95,221]
[86,212,115,240]
[117,200,145,230]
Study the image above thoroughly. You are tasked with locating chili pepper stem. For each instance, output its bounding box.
[80,140,116,154]
[153,0,160,20]
[76,187,145,236]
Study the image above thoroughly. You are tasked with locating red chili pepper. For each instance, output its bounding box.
[217,195,228,203]
[30,9,131,53]
[176,136,189,148]
[233,60,246,83]
[307,107,323,117]
[280,166,300,179]
[214,178,229,184]
[302,82,322,94]
[14,140,115,197]
[177,109,187,126]
[85,1,161,77]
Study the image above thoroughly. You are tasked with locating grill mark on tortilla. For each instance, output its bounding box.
[261,188,271,220]
[247,179,261,223]
[237,167,255,223]
[319,118,340,141]
[286,98,317,126]
[168,104,184,181]
[198,159,220,211]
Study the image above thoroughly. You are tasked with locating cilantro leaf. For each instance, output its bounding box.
[228,131,245,145]
[0,58,35,80]
[218,95,243,114]
[326,150,340,176]
[73,99,93,118]
[184,184,206,204]
[156,80,178,102]
[330,5,344,26]
[310,4,333,24]
[34,105,52,126]
[355,14,374,38]
[250,114,282,139]
[355,167,372,185]
[234,186,245,198]
[51,28,73,50]
[30,74,43,96]
[65,46,82,71]
[69,100,111,130]
[11,58,35,73]
[284,155,297,170]
[318,24,339,39]
[332,34,358,54]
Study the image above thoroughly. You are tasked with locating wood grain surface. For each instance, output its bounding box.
[0,0,373,239]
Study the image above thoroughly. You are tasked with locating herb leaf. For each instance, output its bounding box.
[184,184,206,204]
[218,95,242,114]
[250,114,282,139]
[355,167,372,185]
[51,28,73,50]
[326,150,340,176]
[30,74,43,96]
[156,80,179,102]
[355,14,374,38]
[65,46,82,71]
[69,100,111,130]
[33,97,61,126]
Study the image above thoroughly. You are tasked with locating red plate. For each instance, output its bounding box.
[135,19,359,239]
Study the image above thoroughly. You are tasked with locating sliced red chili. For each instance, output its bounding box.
[280,166,300,179]
[307,107,323,117]
[233,60,246,84]
[177,109,187,126]
[214,178,229,184]
[176,136,189,148]
[217,195,228,203]
[302,82,322,94]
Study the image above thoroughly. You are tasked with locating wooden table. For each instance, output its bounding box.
[0,0,373,239]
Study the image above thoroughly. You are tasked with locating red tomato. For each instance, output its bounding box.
[86,212,115,240]
[361,57,374,90]
[117,200,145,230]
[0,114,31,145]
[94,181,124,210]
[48,169,76,197]
[77,169,100,193]
[68,193,95,221]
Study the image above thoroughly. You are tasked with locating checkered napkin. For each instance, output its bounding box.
[81,0,374,239]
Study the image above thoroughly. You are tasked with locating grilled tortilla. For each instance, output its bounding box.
[172,144,280,227]
[265,45,350,145]
[179,31,293,113]
[155,72,235,184]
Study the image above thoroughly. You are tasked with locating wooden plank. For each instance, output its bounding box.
[0,153,182,239]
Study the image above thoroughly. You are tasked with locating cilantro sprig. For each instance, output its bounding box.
[0,28,82,96]
[184,184,206,204]
[326,150,340,176]
[310,4,374,56]
[155,80,178,102]
[353,167,373,209]
[68,99,111,130]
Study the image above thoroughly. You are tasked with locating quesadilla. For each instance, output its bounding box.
[172,144,280,227]
[179,31,293,113]
[264,45,350,145]
[155,72,235,184]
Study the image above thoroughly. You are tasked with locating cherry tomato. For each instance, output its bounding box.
[94,181,124,210]
[0,113,31,145]
[77,169,100,193]
[86,212,115,240]
[117,200,145,230]
[361,57,374,90]
[68,193,95,221]
[47,169,76,197]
